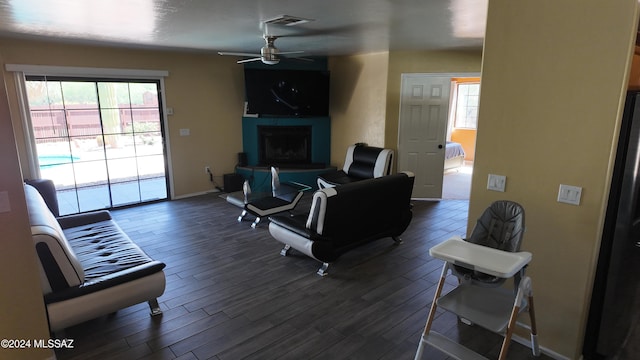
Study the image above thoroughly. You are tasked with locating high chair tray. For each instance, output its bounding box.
[429,236,532,278]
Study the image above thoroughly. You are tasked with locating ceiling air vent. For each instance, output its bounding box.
[263,15,313,26]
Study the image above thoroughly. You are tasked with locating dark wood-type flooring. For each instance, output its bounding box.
[54,193,553,360]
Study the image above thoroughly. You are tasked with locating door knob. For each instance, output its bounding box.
[438,144,443,149]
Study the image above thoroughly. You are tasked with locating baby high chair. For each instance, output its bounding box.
[415,200,540,360]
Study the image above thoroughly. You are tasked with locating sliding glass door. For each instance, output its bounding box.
[25,76,168,215]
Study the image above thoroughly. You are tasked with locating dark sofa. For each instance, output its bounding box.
[268,171,415,275]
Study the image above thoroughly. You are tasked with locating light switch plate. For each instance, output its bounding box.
[179,128,190,136]
[558,184,582,205]
[487,174,506,192]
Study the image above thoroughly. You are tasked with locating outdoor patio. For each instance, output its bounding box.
[56,176,167,215]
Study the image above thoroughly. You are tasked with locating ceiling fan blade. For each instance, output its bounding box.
[218,51,261,57]
[287,57,315,62]
[277,50,305,55]
[280,54,314,62]
[292,57,314,62]
[236,57,263,64]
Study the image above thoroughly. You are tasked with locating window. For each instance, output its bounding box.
[453,82,480,129]
[24,76,169,215]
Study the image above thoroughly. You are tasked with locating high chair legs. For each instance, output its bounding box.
[414,265,448,360]
[528,294,540,356]
[415,262,541,360]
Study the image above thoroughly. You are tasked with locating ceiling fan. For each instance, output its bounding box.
[218,34,312,65]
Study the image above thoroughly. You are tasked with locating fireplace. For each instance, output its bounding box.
[258,125,312,167]
[242,117,330,169]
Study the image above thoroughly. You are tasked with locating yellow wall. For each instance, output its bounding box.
[328,52,389,167]
[472,0,638,358]
[450,129,476,161]
[0,59,53,359]
[0,38,246,198]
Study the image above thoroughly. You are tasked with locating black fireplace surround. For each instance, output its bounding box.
[258,125,313,167]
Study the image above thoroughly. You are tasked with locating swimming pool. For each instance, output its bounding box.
[38,155,80,168]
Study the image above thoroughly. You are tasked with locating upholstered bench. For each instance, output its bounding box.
[25,182,166,332]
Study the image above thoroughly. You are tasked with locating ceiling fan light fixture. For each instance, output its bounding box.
[260,46,280,65]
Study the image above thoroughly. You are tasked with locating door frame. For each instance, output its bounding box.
[7,64,175,200]
[397,72,480,199]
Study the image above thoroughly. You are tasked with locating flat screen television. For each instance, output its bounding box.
[244,68,330,117]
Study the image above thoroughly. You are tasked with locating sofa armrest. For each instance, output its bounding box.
[269,214,334,244]
[25,179,60,217]
[43,261,166,304]
[57,211,112,229]
[269,215,337,263]
[268,215,312,239]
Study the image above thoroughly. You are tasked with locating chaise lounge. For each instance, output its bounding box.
[24,182,166,332]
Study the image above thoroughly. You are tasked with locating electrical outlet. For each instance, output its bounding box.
[205,166,210,174]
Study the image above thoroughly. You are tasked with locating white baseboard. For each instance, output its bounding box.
[172,189,220,200]
[511,334,572,360]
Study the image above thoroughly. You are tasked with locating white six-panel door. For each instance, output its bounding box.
[397,74,451,198]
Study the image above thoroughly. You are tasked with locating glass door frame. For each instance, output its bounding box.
[9,65,174,212]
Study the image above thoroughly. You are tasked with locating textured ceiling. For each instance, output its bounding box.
[0,0,487,55]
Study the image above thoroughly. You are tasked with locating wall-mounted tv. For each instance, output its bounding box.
[244,69,330,117]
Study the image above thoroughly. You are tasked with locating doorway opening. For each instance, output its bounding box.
[442,77,479,200]
[25,76,169,215]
